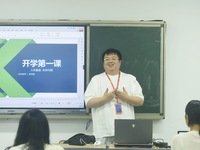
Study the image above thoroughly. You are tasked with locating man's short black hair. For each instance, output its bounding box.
[102,48,122,61]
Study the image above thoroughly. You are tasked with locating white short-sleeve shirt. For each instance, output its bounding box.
[85,71,144,138]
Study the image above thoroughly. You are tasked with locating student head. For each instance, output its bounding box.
[11,109,50,150]
[185,100,200,134]
[102,48,122,75]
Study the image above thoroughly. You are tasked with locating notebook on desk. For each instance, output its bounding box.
[114,119,153,148]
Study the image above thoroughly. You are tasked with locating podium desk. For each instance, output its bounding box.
[60,144,170,150]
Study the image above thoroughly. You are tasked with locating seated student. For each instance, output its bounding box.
[171,100,200,150]
[5,109,64,150]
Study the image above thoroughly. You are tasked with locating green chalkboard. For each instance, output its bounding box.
[88,22,165,119]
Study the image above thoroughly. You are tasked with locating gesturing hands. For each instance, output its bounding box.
[101,87,143,106]
[103,87,128,101]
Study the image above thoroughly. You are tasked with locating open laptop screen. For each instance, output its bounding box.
[114,119,153,147]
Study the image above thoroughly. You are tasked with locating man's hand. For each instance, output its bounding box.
[104,88,116,101]
[115,87,128,100]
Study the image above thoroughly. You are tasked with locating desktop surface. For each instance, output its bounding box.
[60,144,170,150]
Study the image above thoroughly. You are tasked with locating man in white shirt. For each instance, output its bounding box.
[85,48,144,145]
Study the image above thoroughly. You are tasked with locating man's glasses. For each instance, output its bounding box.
[104,58,119,62]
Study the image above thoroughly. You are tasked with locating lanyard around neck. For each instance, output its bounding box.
[106,72,121,90]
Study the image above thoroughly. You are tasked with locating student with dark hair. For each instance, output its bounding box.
[5,109,64,150]
[85,48,144,145]
[171,100,200,150]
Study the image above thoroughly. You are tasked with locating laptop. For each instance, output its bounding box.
[114,119,153,148]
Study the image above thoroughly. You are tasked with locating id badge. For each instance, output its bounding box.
[115,103,122,114]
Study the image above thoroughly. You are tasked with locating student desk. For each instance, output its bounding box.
[60,144,170,150]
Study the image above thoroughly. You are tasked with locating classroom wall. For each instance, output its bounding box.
[1,0,200,149]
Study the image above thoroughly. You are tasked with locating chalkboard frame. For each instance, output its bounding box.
[86,21,166,119]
